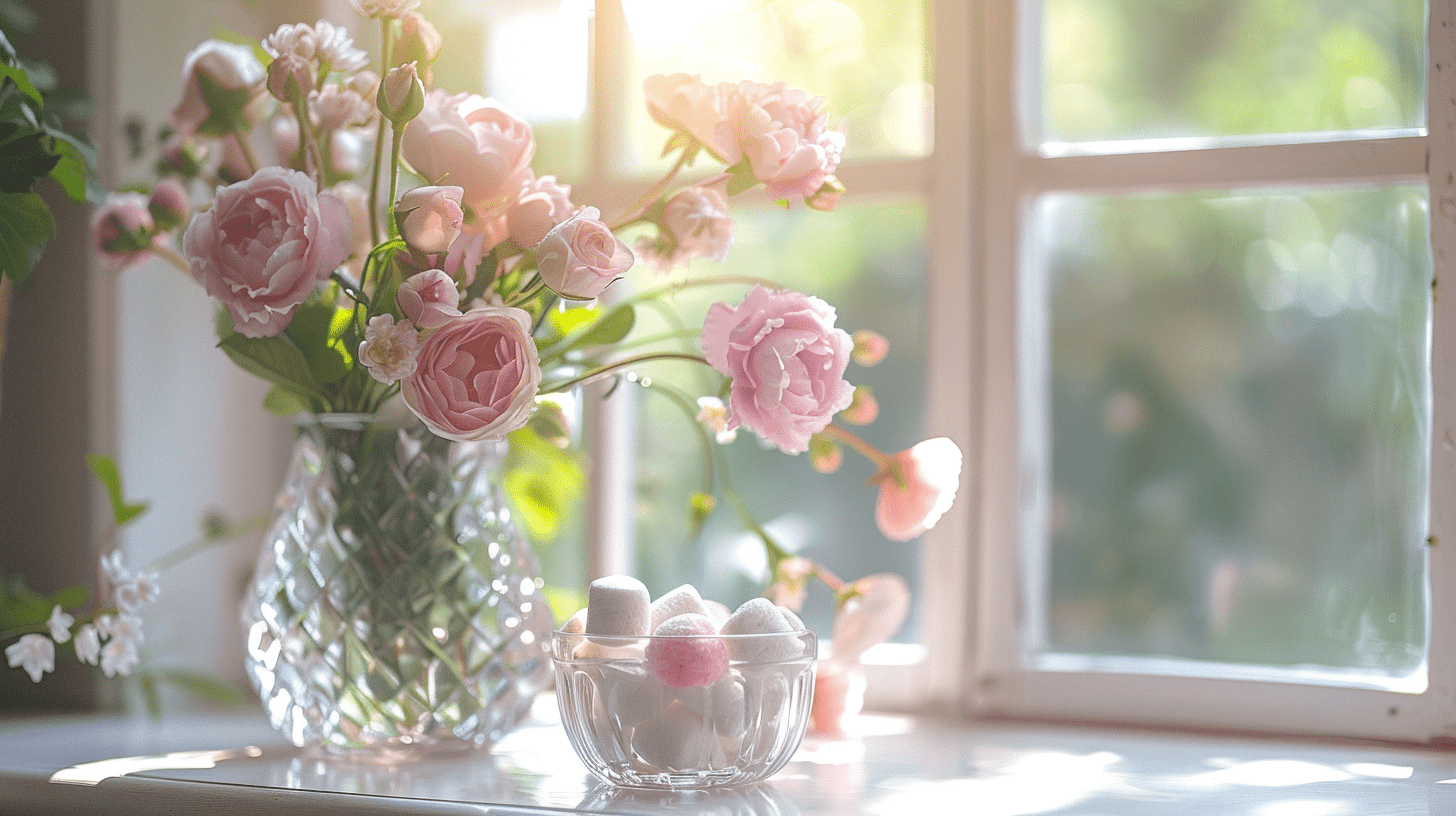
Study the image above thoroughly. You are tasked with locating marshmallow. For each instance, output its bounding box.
[679,669,748,740]
[646,613,729,689]
[599,661,670,728]
[776,605,806,632]
[560,607,588,634]
[704,599,732,626]
[586,575,651,640]
[572,639,647,660]
[720,597,803,663]
[649,584,712,630]
[631,701,725,772]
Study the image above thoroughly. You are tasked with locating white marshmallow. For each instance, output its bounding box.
[704,599,732,626]
[586,575,651,640]
[776,605,806,632]
[572,640,647,660]
[649,584,712,630]
[679,669,748,740]
[599,661,670,728]
[631,701,724,772]
[560,607,588,634]
[720,597,803,663]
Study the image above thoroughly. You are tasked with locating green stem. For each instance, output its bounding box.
[368,117,387,246]
[504,276,548,308]
[718,455,789,571]
[291,96,324,185]
[332,270,368,305]
[820,423,893,470]
[643,380,716,497]
[540,352,711,393]
[387,126,404,236]
[151,242,190,275]
[146,514,268,573]
[607,149,693,231]
[230,131,260,176]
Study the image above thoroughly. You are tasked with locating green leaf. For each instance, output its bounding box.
[726,160,759,196]
[0,576,86,631]
[558,304,636,354]
[0,62,41,109]
[284,297,353,385]
[540,584,587,627]
[45,135,86,203]
[263,385,312,417]
[217,333,327,405]
[85,453,149,526]
[546,304,603,338]
[0,122,59,193]
[504,427,585,544]
[0,190,52,284]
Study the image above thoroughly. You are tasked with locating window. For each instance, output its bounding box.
[959,0,1456,741]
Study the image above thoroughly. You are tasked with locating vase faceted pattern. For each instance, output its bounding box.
[241,416,554,753]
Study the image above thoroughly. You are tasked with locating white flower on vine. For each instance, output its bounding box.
[115,571,161,612]
[74,624,100,665]
[6,634,55,683]
[696,396,737,444]
[46,605,73,643]
[107,613,146,650]
[100,639,139,679]
[100,550,130,584]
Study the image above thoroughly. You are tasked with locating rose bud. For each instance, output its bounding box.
[809,433,843,474]
[851,329,889,366]
[841,386,878,425]
[396,185,464,255]
[92,192,156,271]
[873,437,963,542]
[147,178,190,232]
[379,61,425,124]
[170,40,267,137]
[396,269,462,330]
[267,52,314,102]
[396,12,443,70]
[536,206,634,300]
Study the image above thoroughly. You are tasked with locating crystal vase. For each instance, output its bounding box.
[241,414,554,755]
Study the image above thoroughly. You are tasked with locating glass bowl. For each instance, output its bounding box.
[551,628,817,789]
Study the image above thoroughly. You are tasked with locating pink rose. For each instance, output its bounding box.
[641,182,733,273]
[182,167,352,338]
[170,40,267,137]
[401,305,541,441]
[642,73,731,160]
[402,90,534,214]
[535,206,634,300]
[720,80,845,201]
[92,192,155,271]
[396,269,462,329]
[700,284,855,453]
[506,173,574,249]
[873,437,963,542]
[396,185,464,254]
[830,573,911,663]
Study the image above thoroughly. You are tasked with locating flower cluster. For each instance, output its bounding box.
[4,550,158,684]
[84,1,963,682]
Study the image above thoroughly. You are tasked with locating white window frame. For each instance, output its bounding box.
[959,1,1456,742]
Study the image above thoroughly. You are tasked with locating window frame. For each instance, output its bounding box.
[961,0,1456,742]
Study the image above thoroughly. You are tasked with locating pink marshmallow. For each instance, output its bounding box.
[646,613,729,689]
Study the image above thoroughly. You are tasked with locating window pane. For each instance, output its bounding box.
[1038,0,1426,146]
[629,203,928,639]
[618,0,930,172]
[1027,187,1430,680]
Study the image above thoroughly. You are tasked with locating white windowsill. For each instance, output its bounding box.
[2,694,1454,815]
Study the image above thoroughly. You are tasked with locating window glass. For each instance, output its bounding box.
[618,0,930,173]
[629,203,928,639]
[1038,0,1426,146]
[1026,187,1430,680]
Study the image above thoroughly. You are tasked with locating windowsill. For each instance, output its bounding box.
[3,695,1454,814]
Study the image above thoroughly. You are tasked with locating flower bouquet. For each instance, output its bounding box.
[85,0,962,752]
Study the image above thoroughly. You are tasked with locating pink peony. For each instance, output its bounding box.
[506,173,574,249]
[401,305,541,441]
[719,80,845,201]
[873,437,963,542]
[830,573,911,663]
[642,73,731,160]
[402,90,534,215]
[170,40,266,137]
[396,185,464,255]
[640,182,734,274]
[535,206,634,300]
[182,167,351,338]
[91,192,155,271]
[396,268,462,329]
[700,284,855,453]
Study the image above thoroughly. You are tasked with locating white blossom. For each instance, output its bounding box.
[115,571,161,612]
[6,634,55,683]
[350,0,421,20]
[107,613,146,650]
[100,550,130,584]
[313,20,370,72]
[309,85,373,130]
[100,639,139,678]
[46,605,73,643]
[74,624,101,665]
[359,314,422,384]
[696,396,737,444]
